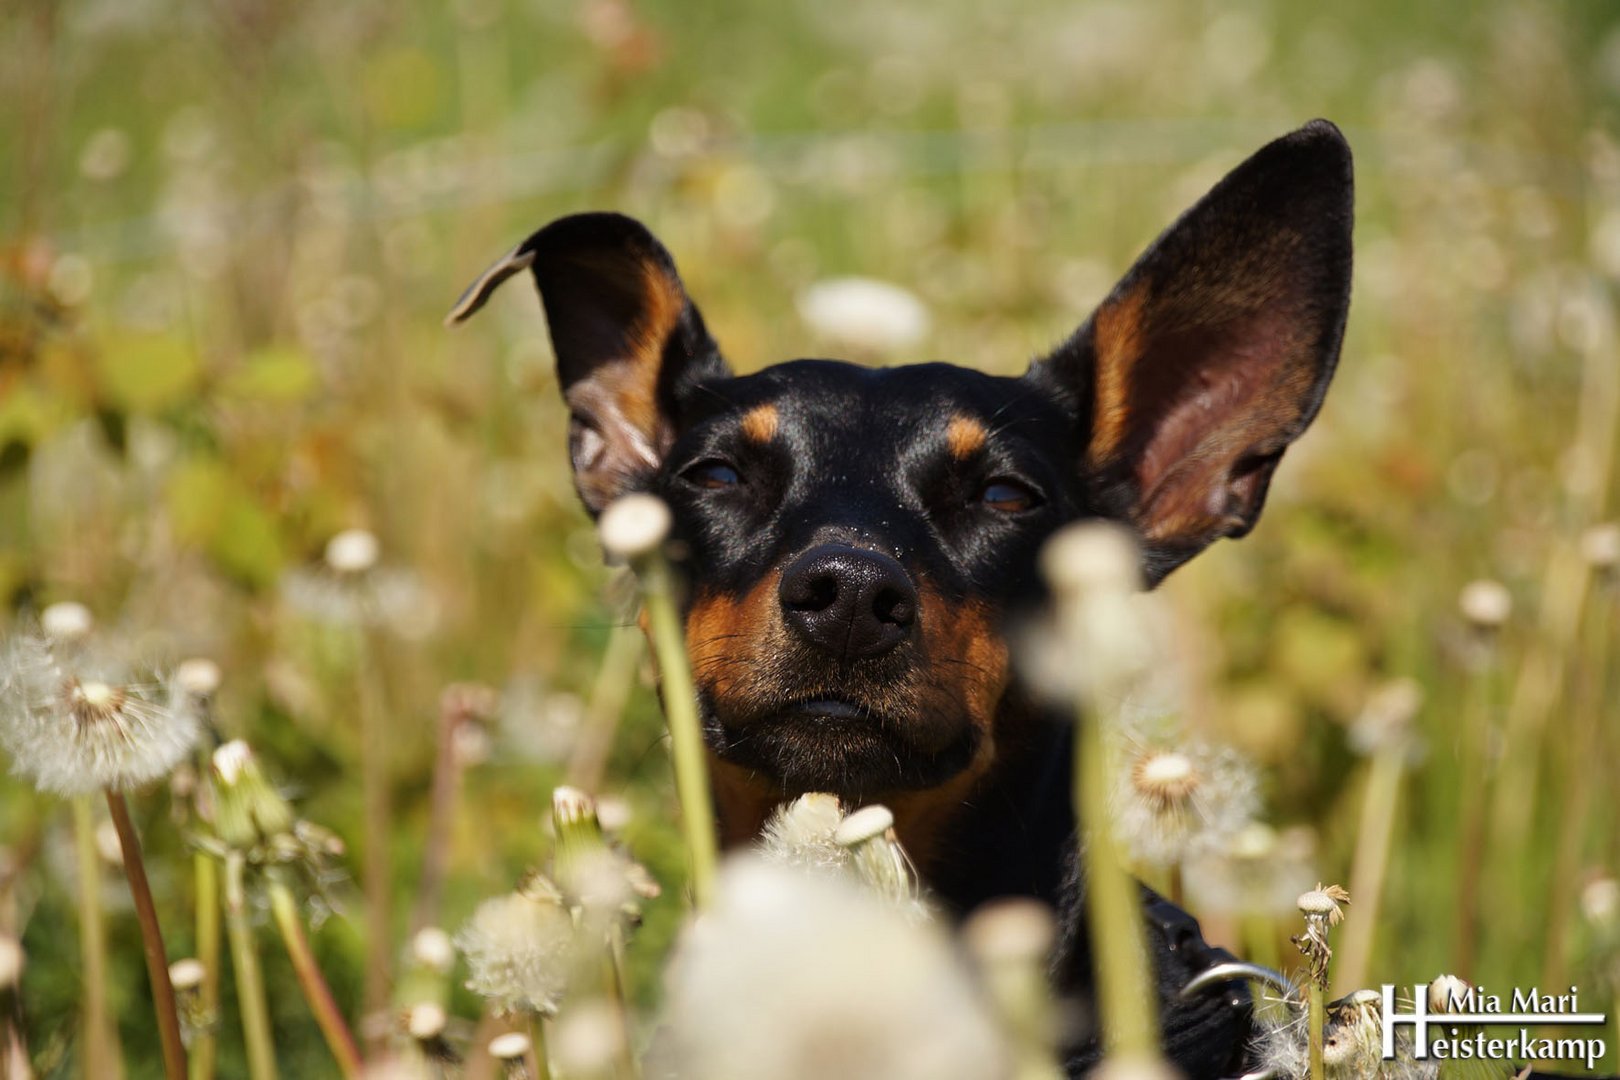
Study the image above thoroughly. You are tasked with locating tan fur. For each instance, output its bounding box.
[945,414,987,459]
[740,403,779,443]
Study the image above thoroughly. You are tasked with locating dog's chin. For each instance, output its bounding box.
[704,697,980,801]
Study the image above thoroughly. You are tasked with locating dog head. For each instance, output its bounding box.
[449,120,1352,825]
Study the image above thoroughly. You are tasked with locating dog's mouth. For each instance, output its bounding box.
[701,685,981,800]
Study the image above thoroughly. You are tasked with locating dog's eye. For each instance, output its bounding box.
[684,459,741,489]
[979,479,1039,513]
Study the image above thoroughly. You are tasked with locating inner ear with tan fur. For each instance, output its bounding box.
[1030,119,1354,585]
[447,212,728,512]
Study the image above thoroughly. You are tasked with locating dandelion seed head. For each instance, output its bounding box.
[283,540,434,632]
[41,602,94,644]
[1111,735,1259,867]
[598,494,672,560]
[1458,580,1511,628]
[410,927,456,974]
[489,1031,532,1060]
[169,957,205,991]
[834,804,895,847]
[1132,750,1198,806]
[761,792,849,873]
[325,528,380,574]
[1298,883,1350,924]
[0,629,201,796]
[456,892,574,1016]
[655,858,1007,1080]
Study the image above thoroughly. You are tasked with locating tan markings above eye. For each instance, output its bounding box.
[946,414,988,459]
[740,403,779,443]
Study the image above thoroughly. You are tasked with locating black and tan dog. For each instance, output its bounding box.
[450,119,1354,1077]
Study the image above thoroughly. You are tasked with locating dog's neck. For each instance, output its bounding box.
[708,707,1076,914]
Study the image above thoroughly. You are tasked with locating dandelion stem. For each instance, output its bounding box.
[1452,648,1499,980]
[356,631,394,1034]
[1336,746,1404,991]
[1540,584,1611,1004]
[267,876,362,1077]
[191,849,220,1080]
[71,796,118,1079]
[1307,981,1325,1080]
[223,852,278,1080]
[530,1016,553,1080]
[413,691,469,935]
[105,791,188,1080]
[1075,713,1160,1061]
[566,622,643,792]
[637,555,719,908]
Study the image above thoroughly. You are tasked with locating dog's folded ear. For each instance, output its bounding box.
[1031,119,1354,585]
[448,212,728,512]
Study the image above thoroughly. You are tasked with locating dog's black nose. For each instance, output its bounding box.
[779,543,917,660]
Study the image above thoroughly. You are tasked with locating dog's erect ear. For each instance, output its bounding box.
[448,212,728,512]
[1031,120,1353,585]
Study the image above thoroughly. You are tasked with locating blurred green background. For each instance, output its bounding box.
[3,0,1619,1075]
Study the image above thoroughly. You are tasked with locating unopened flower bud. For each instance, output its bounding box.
[210,740,295,849]
[1429,974,1470,1013]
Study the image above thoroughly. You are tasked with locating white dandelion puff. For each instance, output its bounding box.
[0,628,200,796]
[760,793,849,873]
[1184,822,1318,918]
[653,858,1007,1080]
[455,891,575,1017]
[281,531,435,633]
[1109,734,1260,868]
[797,277,931,353]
